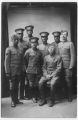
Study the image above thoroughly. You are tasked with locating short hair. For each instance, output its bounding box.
[11,34,19,41]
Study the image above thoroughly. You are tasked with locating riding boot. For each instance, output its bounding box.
[10,90,16,107]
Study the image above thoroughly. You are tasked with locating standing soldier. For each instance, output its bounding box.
[51,31,61,55]
[37,32,50,57]
[15,28,29,100]
[39,46,62,107]
[24,25,34,48]
[58,31,75,102]
[5,34,23,107]
[24,37,43,103]
[24,25,34,99]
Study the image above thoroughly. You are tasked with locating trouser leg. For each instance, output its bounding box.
[38,77,47,106]
[20,73,25,99]
[9,77,16,107]
[39,77,47,100]
[65,69,73,102]
[25,75,30,99]
[66,79,72,101]
[47,77,59,107]
[14,76,19,102]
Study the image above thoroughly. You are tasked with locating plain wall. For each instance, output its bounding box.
[8,6,71,45]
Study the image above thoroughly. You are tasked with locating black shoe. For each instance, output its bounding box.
[68,97,72,102]
[20,97,27,100]
[11,101,16,107]
[32,98,38,103]
[47,100,55,107]
[24,96,31,100]
[16,100,23,104]
[39,99,46,106]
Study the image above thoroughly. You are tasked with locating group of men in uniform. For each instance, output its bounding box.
[5,25,75,108]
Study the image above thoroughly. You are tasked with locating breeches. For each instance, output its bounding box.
[39,76,59,89]
[27,73,41,87]
[9,75,19,91]
[64,69,72,87]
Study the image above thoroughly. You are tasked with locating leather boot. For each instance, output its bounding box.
[47,89,55,107]
[67,86,72,102]
[39,85,46,106]
[10,90,16,107]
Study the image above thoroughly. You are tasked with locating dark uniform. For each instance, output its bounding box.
[39,46,62,107]
[24,37,43,102]
[24,25,34,48]
[15,28,28,99]
[37,32,50,57]
[50,31,61,55]
[5,35,23,107]
[58,31,75,101]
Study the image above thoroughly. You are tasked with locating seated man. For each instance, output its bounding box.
[39,45,62,107]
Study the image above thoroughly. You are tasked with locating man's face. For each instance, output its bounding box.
[54,36,60,43]
[31,42,37,49]
[61,32,68,41]
[27,29,33,36]
[48,46,55,56]
[17,33,23,40]
[41,36,48,44]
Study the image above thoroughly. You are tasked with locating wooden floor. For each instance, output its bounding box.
[1,97,77,118]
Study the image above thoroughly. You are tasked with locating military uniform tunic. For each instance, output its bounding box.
[24,48,43,86]
[5,46,22,77]
[50,42,60,55]
[37,43,50,57]
[39,54,62,86]
[58,41,75,69]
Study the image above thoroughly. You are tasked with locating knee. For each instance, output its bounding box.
[65,77,72,87]
[9,81,14,90]
[29,82,33,88]
[39,77,45,87]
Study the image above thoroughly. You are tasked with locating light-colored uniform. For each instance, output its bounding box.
[58,41,75,98]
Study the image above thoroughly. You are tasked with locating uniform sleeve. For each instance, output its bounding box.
[69,42,75,69]
[43,57,47,76]
[51,56,62,77]
[5,48,11,75]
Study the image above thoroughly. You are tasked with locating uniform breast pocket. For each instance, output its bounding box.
[11,53,17,56]
[63,47,70,54]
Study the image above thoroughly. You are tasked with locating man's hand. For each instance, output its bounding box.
[45,74,52,79]
[6,73,11,79]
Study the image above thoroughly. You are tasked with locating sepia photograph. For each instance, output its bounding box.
[1,2,77,118]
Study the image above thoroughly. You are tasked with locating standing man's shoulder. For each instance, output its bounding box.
[24,48,31,56]
[5,46,13,54]
[37,43,43,48]
[58,41,63,47]
[37,48,43,55]
[67,41,74,46]
[50,42,56,45]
